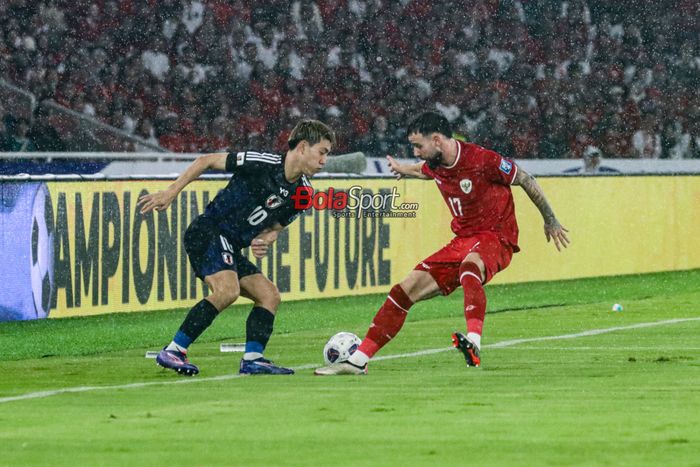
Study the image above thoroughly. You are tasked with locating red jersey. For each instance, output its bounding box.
[421,140,520,251]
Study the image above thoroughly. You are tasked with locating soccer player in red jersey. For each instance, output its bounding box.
[315,112,569,374]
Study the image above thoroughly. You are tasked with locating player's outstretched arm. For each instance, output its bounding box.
[386,156,430,180]
[138,152,228,214]
[513,167,570,251]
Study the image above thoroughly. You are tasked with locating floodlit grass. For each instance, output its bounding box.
[1,270,699,466]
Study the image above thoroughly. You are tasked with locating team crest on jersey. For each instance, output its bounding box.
[222,252,234,265]
[460,179,473,194]
[266,194,283,209]
[499,159,513,174]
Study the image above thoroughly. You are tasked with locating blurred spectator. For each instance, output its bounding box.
[691,118,700,159]
[133,118,160,152]
[292,1,324,41]
[0,105,8,147]
[142,36,171,82]
[359,116,399,157]
[27,106,66,152]
[563,145,620,174]
[539,109,570,158]
[207,116,232,152]
[632,116,662,158]
[1,117,37,152]
[661,120,692,159]
[182,0,205,35]
[599,112,633,158]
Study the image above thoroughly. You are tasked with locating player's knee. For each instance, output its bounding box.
[399,272,436,303]
[397,279,416,299]
[247,281,280,311]
[463,252,483,267]
[459,259,485,284]
[216,287,240,308]
[263,287,281,312]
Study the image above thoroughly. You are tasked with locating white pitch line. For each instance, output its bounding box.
[495,347,700,351]
[485,317,700,348]
[1,317,699,405]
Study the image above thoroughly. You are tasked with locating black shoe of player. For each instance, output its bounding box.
[452,332,481,367]
[156,348,200,376]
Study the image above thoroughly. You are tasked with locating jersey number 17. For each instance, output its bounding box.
[448,197,464,216]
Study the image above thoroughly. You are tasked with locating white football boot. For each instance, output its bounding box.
[314,361,368,375]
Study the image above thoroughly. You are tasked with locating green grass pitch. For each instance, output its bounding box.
[1,270,699,466]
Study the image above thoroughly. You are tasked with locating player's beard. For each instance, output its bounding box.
[426,152,443,169]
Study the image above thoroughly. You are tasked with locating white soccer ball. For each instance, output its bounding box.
[323,332,361,365]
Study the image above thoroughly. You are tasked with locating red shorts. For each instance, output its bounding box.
[414,233,514,295]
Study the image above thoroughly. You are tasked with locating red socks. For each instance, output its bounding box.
[358,284,414,358]
[459,262,486,337]
[357,263,484,360]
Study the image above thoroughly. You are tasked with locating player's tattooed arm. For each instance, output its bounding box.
[513,167,571,251]
[138,152,228,213]
[386,156,430,180]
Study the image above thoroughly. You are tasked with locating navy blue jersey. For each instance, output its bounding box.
[195,150,310,249]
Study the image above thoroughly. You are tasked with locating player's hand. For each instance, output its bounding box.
[386,155,404,180]
[544,221,570,252]
[250,229,279,258]
[250,239,269,258]
[137,189,176,214]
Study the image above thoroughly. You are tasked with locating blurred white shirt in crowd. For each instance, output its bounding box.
[142,50,170,81]
[632,130,662,158]
[182,1,204,35]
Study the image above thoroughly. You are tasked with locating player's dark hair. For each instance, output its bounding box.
[407,112,452,138]
[288,119,336,150]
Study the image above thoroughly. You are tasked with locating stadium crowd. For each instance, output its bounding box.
[1,0,699,159]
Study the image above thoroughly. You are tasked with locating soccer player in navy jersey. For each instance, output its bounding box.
[315,112,569,375]
[138,120,335,376]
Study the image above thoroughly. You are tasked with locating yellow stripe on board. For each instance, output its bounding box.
[41,176,700,318]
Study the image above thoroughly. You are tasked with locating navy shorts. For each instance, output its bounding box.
[183,221,260,280]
